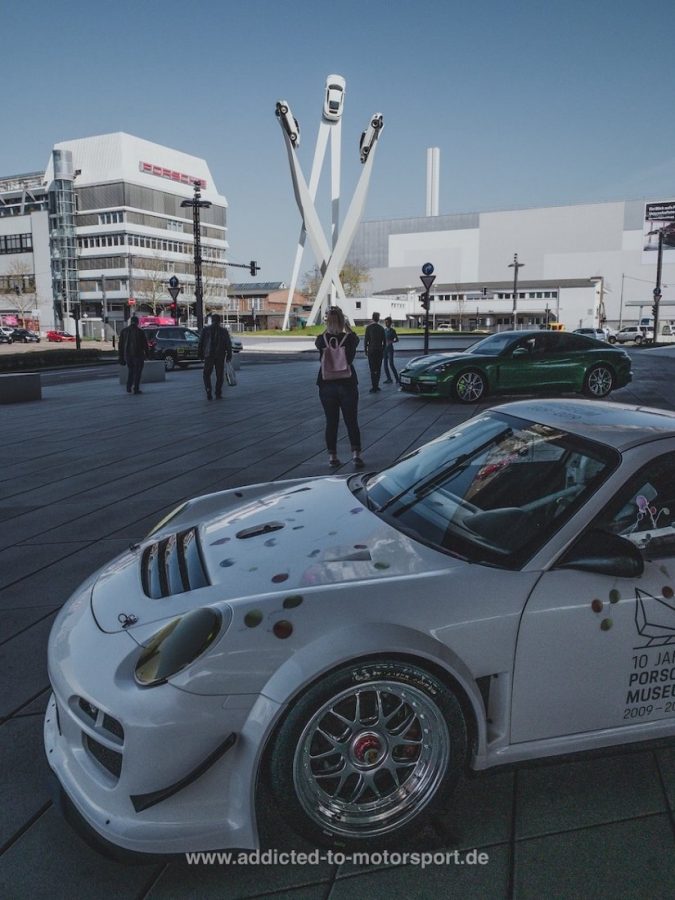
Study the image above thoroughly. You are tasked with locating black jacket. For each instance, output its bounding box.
[118,324,149,363]
[198,324,233,361]
[364,322,386,354]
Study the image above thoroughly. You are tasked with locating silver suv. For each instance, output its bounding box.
[610,326,653,345]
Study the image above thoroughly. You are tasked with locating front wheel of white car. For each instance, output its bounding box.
[268,660,467,849]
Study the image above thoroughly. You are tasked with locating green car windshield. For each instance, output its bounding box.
[466,333,518,356]
[365,411,618,568]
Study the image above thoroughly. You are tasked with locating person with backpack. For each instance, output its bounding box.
[315,306,364,469]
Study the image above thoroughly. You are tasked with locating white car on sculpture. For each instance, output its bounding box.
[46,399,675,857]
[275,100,300,146]
[323,74,346,120]
[359,113,384,163]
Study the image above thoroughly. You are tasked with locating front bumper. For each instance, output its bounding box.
[398,377,445,397]
[45,582,276,855]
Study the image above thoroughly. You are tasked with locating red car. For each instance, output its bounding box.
[46,331,76,342]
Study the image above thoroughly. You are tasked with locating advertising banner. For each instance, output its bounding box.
[642,200,675,263]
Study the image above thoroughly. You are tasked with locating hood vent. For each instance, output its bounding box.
[141,527,210,599]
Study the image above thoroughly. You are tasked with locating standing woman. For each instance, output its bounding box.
[315,307,364,469]
[383,316,399,384]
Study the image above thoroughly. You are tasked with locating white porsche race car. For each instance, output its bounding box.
[46,399,675,857]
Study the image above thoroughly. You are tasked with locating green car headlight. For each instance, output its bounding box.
[135,608,222,687]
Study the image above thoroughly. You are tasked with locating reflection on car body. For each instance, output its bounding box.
[45,398,675,857]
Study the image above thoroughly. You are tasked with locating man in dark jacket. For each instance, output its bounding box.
[364,311,386,392]
[118,315,149,394]
[198,314,233,400]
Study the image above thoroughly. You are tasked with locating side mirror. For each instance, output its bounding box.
[557,530,644,578]
[512,347,529,357]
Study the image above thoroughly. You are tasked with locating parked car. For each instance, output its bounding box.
[359,113,384,163]
[46,330,76,342]
[46,398,675,856]
[9,327,40,343]
[143,326,242,371]
[398,329,632,402]
[323,74,346,121]
[0,330,12,344]
[610,326,653,345]
[275,100,300,146]
[574,327,607,342]
[436,323,453,331]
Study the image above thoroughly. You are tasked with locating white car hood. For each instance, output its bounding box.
[91,476,460,633]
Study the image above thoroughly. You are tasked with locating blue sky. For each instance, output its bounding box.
[3,0,675,283]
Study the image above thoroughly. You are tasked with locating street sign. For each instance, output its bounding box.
[420,274,436,292]
[168,276,179,288]
[422,262,434,276]
[168,287,181,301]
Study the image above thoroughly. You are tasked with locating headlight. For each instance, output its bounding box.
[145,502,189,538]
[135,608,222,687]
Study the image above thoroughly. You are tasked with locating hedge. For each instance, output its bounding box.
[0,349,103,371]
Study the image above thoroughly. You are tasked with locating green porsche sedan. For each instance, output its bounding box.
[398,330,632,403]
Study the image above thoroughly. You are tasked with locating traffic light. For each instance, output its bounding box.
[420,292,430,311]
[249,260,260,276]
[169,302,177,319]
[652,304,658,319]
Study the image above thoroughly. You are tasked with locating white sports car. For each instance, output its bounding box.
[46,399,675,857]
[359,113,384,163]
[275,100,300,146]
[323,74,346,121]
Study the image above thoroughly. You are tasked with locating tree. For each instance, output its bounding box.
[0,260,38,325]
[134,257,170,314]
[301,261,370,299]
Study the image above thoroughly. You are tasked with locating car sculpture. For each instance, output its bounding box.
[359,113,384,163]
[323,74,346,120]
[46,398,675,857]
[275,100,300,146]
[398,329,632,402]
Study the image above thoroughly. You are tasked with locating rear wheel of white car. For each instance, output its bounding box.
[453,370,487,403]
[634,335,643,345]
[583,364,614,398]
[268,659,467,848]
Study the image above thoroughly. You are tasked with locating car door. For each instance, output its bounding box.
[183,329,200,360]
[511,446,675,743]
[495,333,561,393]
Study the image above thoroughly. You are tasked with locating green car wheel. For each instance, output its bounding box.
[453,370,487,403]
[583,365,614,398]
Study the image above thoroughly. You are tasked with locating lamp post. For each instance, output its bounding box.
[590,276,606,329]
[181,180,212,332]
[508,253,524,330]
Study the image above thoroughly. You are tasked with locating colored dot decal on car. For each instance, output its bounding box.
[264,538,277,547]
[293,526,304,530]
[235,492,244,498]
[591,599,603,614]
[244,610,263,628]
[211,537,231,545]
[374,562,390,570]
[354,544,367,549]
[609,589,620,604]
[283,595,303,609]
[350,508,364,515]
[600,618,613,631]
[273,620,293,639]
[219,559,235,568]
[664,586,674,599]
[272,573,289,583]
[249,566,258,572]
[308,549,321,558]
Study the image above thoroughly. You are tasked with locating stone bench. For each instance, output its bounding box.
[0,373,42,403]
[118,360,166,386]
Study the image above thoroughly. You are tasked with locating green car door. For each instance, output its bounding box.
[494,333,567,393]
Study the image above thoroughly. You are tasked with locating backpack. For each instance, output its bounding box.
[321,333,352,380]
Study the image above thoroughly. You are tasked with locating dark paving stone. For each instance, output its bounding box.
[0,615,56,718]
[331,844,509,899]
[655,746,675,809]
[0,806,161,900]
[0,543,91,590]
[0,717,52,849]
[513,815,675,899]
[516,751,666,839]
[0,605,59,646]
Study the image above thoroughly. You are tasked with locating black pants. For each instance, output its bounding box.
[203,357,225,396]
[319,381,361,453]
[383,345,398,382]
[367,350,384,389]
[126,358,145,392]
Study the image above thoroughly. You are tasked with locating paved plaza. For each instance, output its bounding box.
[2,348,675,899]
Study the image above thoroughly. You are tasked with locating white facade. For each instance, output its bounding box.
[348,197,675,331]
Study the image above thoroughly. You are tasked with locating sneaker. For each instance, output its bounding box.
[134,389,142,394]
[329,457,341,468]
[206,392,212,401]
[126,387,132,393]
[353,456,365,469]
[383,379,393,384]
[215,394,223,399]
[369,388,377,393]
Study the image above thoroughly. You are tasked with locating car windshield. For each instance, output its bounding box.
[466,333,518,356]
[364,411,618,568]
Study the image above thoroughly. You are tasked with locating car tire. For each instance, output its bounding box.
[583,364,614,398]
[279,104,288,115]
[634,335,643,346]
[164,353,177,371]
[453,369,487,403]
[607,336,616,344]
[267,658,467,849]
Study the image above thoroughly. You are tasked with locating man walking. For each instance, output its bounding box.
[198,313,233,400]
[118,315,149,394]
[364,311,386,393]
[383,316,399,384]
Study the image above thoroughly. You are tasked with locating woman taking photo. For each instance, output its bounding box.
[315,307,364,469]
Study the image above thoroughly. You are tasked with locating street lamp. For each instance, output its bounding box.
[181,180,212,332]
[508,253,524,330]
[590,276,606,329]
